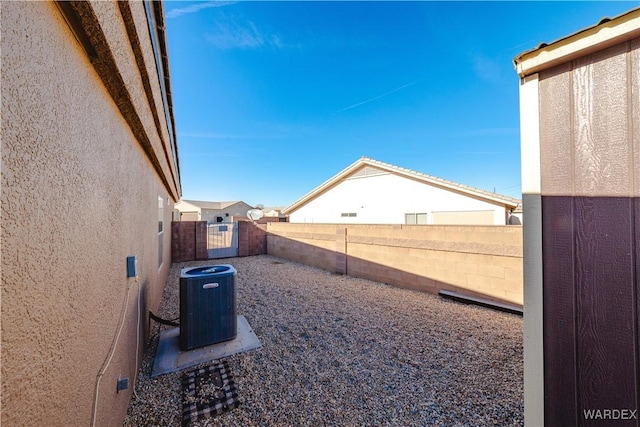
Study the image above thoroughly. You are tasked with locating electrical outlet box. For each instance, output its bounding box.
[126,256,136,278]
[117,375,129,393]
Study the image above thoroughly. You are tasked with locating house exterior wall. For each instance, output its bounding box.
[288,172,508,225]
[181,211,200,221]
[175,201,254,223]
[201,202,254,223]
[519,24,640,427]
[267,223,523,305]
[431,210,495,225]
[175,200,201,220]
[1,2,179,426]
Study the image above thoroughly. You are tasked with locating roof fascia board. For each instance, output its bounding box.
[515,9,640,77]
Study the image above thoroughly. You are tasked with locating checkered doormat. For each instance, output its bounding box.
[181,361,240,425]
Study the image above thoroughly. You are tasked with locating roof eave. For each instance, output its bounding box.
[514,8,640,78]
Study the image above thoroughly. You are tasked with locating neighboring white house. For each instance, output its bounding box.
[262,207,287,220]
[174,200,254,223]
[283,157,521,225]
[174,200,201,221]
[263,208,282,217]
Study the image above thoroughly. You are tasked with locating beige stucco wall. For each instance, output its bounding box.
[174,200,201,220]
[2,2,178,426]
[267,223,523,305]
[201,202,254,223]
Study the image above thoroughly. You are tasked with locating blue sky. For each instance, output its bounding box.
[165,1,639,207]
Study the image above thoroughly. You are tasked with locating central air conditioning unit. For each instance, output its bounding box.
[179,264,237,351]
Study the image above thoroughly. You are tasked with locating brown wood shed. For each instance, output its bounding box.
[515,7,640,427]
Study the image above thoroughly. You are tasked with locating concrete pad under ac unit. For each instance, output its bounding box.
[151,315,262,377]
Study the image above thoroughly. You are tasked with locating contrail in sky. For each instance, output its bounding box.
[333,79,423,114]
[166,1,237,19]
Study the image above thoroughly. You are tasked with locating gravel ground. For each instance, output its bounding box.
[124,254,523,426]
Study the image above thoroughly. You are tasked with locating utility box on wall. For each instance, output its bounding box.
[179,265,237,351]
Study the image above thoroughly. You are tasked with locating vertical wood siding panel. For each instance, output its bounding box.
[632,37,640,197]
[636,197,640,423]
[573,57,596,194]
[630,38,640,424]
[542,196,577,425]
[539,63,577,424]
[539,63,573,196]
[575,197,636,421]
[539,38,640,426]
[574,44,630,196]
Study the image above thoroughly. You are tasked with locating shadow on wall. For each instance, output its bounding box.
[508,215,522,225]
[267,229,523,307]
[170,221,524,307]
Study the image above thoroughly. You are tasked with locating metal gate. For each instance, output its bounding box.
[207,223,239,258]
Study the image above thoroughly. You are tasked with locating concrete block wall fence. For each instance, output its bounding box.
[171,220,268,261]
[171,221,208,262]
[170,221,523,305]
[267,223,523,306]
[238,220,267,257]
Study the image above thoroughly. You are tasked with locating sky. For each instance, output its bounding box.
[164,0,639,208]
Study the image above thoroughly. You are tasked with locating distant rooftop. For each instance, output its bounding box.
[181,200,249,210]
[283,157,520,215]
